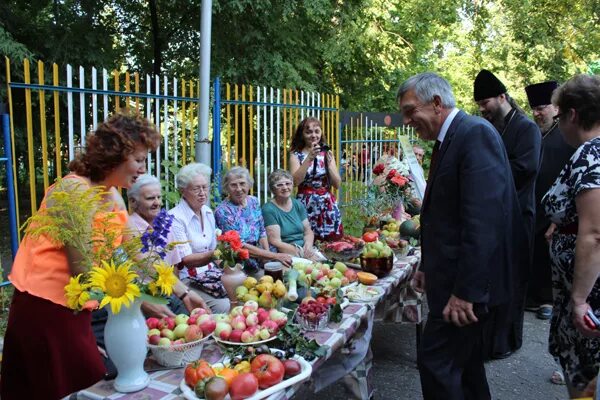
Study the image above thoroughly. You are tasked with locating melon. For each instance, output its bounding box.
[400,219,420,239]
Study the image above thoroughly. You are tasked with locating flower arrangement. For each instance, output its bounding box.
[372,155,413,206]
[213,230,250,269]
[24,180,177,314]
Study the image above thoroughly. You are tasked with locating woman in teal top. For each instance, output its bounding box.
[262,169,325,261]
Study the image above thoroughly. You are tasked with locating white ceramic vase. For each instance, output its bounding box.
[104,299,150,393]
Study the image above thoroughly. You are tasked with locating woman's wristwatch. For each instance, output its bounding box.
[179,288,190,301]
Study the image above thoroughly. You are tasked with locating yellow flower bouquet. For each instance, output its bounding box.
[24,179,177,314]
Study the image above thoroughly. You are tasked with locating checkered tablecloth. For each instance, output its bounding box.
[74,255,421,400]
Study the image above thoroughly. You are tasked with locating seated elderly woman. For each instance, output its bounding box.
[169,163,229,314]
[215,166,292,272]
[262,169,326,262]
[126,174,211,317]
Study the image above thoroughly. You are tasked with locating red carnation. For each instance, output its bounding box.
[391,175,408,187]
[387,169,397,179]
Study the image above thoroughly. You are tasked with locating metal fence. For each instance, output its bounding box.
[2,58,340,280]
[212,77,340,204]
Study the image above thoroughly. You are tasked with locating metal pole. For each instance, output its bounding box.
[1,112,18,258]
[196,0,212,165]
[212,77,222,195]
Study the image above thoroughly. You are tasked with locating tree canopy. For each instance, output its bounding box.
[1,0,598,112]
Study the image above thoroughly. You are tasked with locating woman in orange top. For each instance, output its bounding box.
[0,112,161,400]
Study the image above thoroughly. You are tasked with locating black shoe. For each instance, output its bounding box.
[491,351,513,360]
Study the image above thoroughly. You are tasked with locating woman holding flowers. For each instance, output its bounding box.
[169,163,230,313]
[1,113,161,400]
[289,117,343,241]
[215,166,292,272]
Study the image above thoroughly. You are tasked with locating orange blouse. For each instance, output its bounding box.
[9,175,128,307]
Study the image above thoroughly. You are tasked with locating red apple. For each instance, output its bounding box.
[229,329,244,343]
[148,334,161,345]
[257,309,270,324]
[146,317,160,330]
[161,328,175,340]
[184,324,203,342]
[198,316,216,336]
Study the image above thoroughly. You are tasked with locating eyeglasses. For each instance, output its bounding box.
[188,185,209,194]
[553,112,565,123]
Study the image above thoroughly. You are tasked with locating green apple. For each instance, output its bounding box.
[334,262,348,273]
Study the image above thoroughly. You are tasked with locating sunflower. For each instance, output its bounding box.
[153,261,177,296]
[64,274,90,310]
[89,259,140,314]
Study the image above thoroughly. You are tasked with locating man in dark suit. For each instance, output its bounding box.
[524,81,575,319]
[474,69,541,359]
[398,72,522,400]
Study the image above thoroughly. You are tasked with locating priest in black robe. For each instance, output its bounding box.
[473,69,542,359]
[524,81,575,319]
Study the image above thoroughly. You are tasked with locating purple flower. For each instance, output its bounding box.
[140,209,173,259]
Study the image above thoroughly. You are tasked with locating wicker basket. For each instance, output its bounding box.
[147,334,211,367]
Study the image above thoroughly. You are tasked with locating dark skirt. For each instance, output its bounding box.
[1,289,106,400]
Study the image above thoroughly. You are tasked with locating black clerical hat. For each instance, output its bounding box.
[474,69,507,101]
[525,81,559,108]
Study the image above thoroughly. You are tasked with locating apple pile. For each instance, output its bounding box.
[234,275,287,308]
[212,300,288,343]
[146,308,216,347]
[361,240,393,259]
[292,261,357,294]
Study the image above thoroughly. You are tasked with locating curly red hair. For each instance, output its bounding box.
[68,112,161,182]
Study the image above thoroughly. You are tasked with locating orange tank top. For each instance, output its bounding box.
[9,175,129,307]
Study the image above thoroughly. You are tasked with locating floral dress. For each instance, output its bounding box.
[294,151,343,241]
[542,136,600,390]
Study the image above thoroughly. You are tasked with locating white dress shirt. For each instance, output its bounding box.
[169,199,217,280]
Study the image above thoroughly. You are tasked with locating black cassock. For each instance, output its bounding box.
[528,123,575,305]
[483,109,541,359]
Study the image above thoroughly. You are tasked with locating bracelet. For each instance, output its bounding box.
[179,288,190,301]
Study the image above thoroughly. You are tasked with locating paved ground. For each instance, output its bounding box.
[295,311,567,399]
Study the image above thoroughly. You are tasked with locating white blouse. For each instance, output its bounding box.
[169,199,217,279]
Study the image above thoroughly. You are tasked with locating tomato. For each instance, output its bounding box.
[184,360,216,387]
[283,359,302,378]
[362,231,378,243]
[250,354,285,389]
[229,372,259,400]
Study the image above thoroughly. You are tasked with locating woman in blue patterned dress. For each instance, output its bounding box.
[541,74,600,398]
[289,117,343,241]
[214,166,292,273]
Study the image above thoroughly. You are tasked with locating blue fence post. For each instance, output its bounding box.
[1,111,18,259]
[212,77,222,196]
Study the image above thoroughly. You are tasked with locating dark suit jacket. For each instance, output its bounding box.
[421,110,523,317]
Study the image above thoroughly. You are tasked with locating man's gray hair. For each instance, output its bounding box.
[268,169,293,192]
[396,72,456,108]
[222,166,254,196]
[175,163,212,190]
[128,174,161,201]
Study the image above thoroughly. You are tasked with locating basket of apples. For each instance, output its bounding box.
[146,307,216,367]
